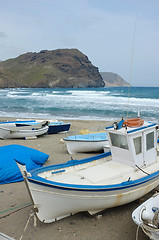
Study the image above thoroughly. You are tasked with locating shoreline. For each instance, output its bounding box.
[0,116,122,123]
[0,118,151,240]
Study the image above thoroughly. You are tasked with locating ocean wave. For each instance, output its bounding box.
[67,90,111,96]
[3,92,159,107]
[0,87,158,122]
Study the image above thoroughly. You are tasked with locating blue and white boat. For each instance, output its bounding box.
[47,121,71,134]
[0,120,49,139]
[16,118,159,223]
[64,132,108,154]
[15,120,71,134]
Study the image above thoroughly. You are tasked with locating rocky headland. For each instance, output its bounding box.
[0,49,129,88]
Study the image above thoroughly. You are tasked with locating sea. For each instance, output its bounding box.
[0,87,159,122]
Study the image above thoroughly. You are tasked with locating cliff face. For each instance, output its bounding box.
[0,49,105,88]
[100,72,130,87]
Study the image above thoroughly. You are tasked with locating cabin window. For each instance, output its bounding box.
[109,133,129,150]
[133,136,142,155]
[146,132,154,151]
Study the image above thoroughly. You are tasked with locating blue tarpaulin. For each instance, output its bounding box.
[0,144,49,184]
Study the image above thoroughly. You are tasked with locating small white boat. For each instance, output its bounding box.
[15,120,71,134]
[16,118,159,223]
[132,191,159,240]
[64,132,108,154]
[0,121,49,139]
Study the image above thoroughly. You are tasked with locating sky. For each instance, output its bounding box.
[0,0,159,87]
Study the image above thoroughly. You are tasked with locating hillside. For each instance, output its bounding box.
[0,49,105,88]
[100,72,130,87]
[0,49,130,88]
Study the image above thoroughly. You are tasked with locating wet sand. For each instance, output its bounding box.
[0,119,151,240]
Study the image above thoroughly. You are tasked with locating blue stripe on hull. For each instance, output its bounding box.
[27,151,159,192]
[28,169,159,192]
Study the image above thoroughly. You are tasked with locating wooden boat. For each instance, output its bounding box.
[16,119,159,223]
[64,132,108,154]
[0,121,49,139]
[132,192,159,240]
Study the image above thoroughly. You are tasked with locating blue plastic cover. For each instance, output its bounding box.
[0,144,49,184]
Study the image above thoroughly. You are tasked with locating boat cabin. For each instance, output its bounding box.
[106,120,158,168]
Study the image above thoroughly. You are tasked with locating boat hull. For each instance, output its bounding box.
[48,123,71,134]
[64,139,108,154]
[15,121,71,134]
[27,173,159,223]
[0,127,11,139]
[0,126,48,139]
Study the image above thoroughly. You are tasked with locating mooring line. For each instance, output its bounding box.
[0,202,32,219]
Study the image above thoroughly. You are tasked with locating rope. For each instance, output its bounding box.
[0,202,32,219]
[135,195,159,239]
[136,223,159,240]
[19,211,36,240]
[0,202,32,214]
[141,222,159,239]
[142,222,159,233]
[138,209,159,239]
[135,225,140,240]
[0,202,36,240]
[135,165,150,175]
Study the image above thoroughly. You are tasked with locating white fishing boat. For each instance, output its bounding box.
[16,118,159,223]
[132,189,159,240]
[64,132,108,154]
[0,121,49,139]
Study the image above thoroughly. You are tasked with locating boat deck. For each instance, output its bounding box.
[38,155,159,186]
[64,132,107,141]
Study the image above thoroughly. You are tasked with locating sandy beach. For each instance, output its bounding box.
[0,119,151,240]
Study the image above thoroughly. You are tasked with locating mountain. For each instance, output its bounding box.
[100,72,130,87]
[0,49,105,88]
[0,49,129,88]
